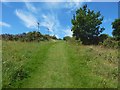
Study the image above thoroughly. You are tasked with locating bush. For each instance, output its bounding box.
[63,36,71,41]
[12,68,29,82]
[1,31,58,42]
[52,35,57,40]
[102,38,119,49]
[99,34,109,43]
[63,36,82,45]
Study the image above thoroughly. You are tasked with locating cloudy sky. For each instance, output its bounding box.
[1,1,118,38]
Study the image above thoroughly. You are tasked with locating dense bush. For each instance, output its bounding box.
[99,34,109,43]
[1,31,57,42]
[101,38,119,49]
[63,36,71,41]
[63,36,82,45]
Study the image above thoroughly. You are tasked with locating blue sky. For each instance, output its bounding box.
[1,1,118,38]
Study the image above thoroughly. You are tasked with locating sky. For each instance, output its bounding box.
[0,1,119,39]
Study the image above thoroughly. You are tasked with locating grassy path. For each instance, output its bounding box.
[22,41,72,88]
[2,41,118,88]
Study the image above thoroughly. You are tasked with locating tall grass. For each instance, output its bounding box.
[2,41,54,88]
[65,42,118,88]
[2,40,118,88]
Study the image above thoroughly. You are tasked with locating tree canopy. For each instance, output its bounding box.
[71,4,105,45]
[99,34,109,43]
[112,18,120,40]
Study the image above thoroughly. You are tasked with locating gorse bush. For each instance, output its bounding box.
[63,36,82,45]
[63,36,71,41]
[102,38,119,49]
[1,31,57,42]
[99,34,109,43]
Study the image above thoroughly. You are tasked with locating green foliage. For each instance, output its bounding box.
[71,4,105,45]
[63,36,82,45]
[52,35,57,40]
[2,41,53,88]
[102,38,119,49]
[12,68,29,82]
[43,35,57,41]
[1,31,58,42]
[66,41,118,88]
[112,18,120,40]
[99,34,109,43]
[63,36,71,41]
[2,41,118,88]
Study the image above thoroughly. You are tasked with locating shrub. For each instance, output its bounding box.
[99,34,109,43]
[63,36,82,45]
[12,68,29,82]
[63,36,71,41]
[52,35,57,40]
[1,31,58,42]
[102,38,119,49]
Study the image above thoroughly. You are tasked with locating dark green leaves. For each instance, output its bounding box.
[112,18,120,40]
[71,4,105,45]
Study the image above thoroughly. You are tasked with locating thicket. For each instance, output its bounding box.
[63,36,82,45]
[70,4,120,48]
[1,31,57,42]
[99,38,119,49]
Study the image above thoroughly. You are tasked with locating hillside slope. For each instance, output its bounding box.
[2,41,118,88]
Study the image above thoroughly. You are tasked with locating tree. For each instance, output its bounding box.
[112,18,120,40]
[99,34,109,43]
[71,4,105,45]
[63,36,71,41]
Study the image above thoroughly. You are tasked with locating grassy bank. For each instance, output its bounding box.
[2,41,55,88]
[65,42,118,88]
[2,40,118,88]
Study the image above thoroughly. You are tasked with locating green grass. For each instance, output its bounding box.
[65,42,118,88]
[2,40,118,88]
[2,41,54,88]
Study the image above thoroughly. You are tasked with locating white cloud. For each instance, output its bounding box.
[1,0,8,2]
[38,0,64,2]
[41,13,60,35]
[103,18,112,23]
[15,9,37,28]
[66,0,92,2]
[64,27,73,37]
[65,0,92,13]
[55,34,59,38]
[25,2,37,13]
[65,1,83,13]
[2,0,119,2]
[0,22,11,27]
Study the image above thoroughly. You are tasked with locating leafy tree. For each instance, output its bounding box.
[99,34,109,43]
[63,36,71,41]
[71,4,105,45]
[112,18,120,40]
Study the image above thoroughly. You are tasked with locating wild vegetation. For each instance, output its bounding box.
[2,4,120,88]
[1,31,57,42]
[71,4,120,49]
[2,40,118,88]
[71,4,105,45]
